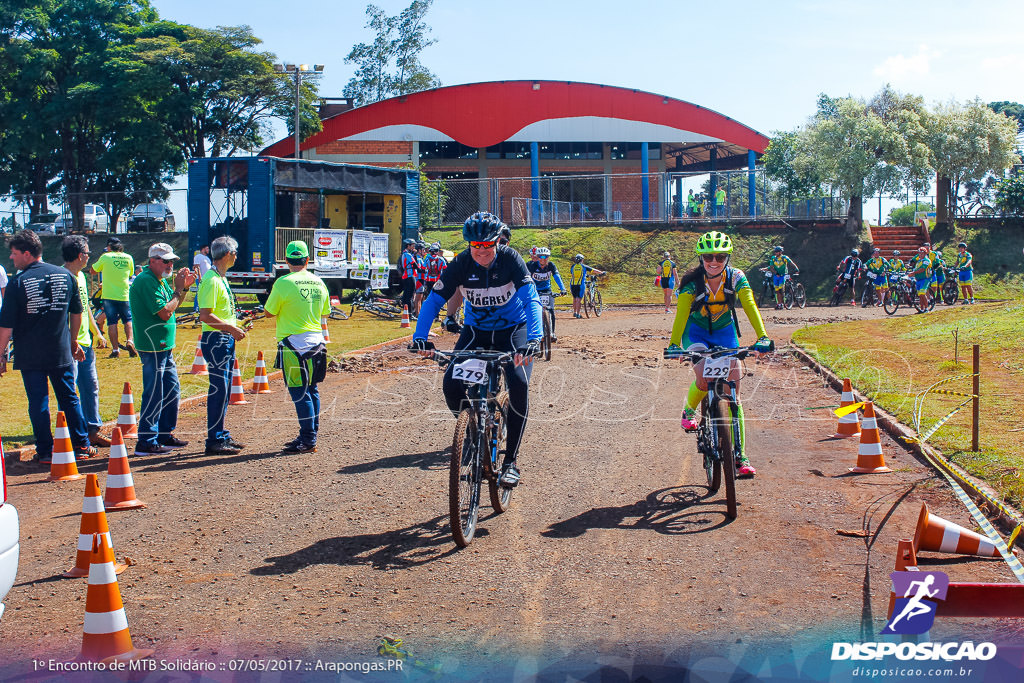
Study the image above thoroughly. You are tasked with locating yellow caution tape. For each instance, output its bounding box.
[833,401,865,418]
[1009,524,1023,550]
[928,389,979,398]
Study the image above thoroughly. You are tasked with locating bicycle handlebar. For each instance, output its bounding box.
[407,346,517,367]
[663,344,760,363]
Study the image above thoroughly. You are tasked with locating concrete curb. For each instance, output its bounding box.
[6,330,417,462]
[788,342,1024,536]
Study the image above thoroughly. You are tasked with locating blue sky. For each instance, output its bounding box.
[157,0,1024,139]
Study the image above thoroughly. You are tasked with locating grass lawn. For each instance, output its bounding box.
[792,301,1024,509]
[0,309,414,450]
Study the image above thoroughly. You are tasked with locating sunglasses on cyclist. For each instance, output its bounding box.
[701,254,728,263]
[470,241,496,250]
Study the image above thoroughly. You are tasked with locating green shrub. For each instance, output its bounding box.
[889,201,935,226]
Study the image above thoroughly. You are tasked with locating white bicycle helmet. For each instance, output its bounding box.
[536,247,551,258]
[573,253,584,263]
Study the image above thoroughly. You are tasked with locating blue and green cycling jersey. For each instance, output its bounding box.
[669,267,767,346]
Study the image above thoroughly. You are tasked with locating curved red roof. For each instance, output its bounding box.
[263,80,768,157]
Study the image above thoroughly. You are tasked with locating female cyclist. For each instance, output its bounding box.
[665,231,774,478]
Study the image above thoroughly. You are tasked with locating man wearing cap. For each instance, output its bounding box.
[198,236,247,456]
[91,237,136,358]
[128,242,196,455]
[264,241,330,453]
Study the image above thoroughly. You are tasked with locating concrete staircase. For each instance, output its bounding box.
[868,223,930,264]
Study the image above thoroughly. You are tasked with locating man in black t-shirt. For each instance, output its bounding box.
[0,230,95,464]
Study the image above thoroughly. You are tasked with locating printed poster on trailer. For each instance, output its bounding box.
[370,233,390,289]
[312,229,349,276]
[349,230,372,280]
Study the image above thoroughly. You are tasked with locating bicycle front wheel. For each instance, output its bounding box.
[583,291,592,318]
[487,391,513,513]
[828,283,843,307]
[942,280,959,305]
[793,283,806,309]
[715,401,738,520]
[783,284,794,310]
[883,288,899,315]
[758,282,770,308]
[450,409,482,547]
[593,290,603,316]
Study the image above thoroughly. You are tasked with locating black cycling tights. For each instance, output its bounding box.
[442,323,532,465]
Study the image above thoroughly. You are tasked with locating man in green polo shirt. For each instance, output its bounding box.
[264,240,330,454]
[198,236,248,456]
[714,185,727,218]
[128,242,196,455]
[91,237,136,358]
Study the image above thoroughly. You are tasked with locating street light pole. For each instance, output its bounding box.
[273,62,324,227]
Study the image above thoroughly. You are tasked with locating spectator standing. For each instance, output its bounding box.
[192,243,212,313]
[398,238,418,318]
[128,242,195,455]
[0,230,96,463]
[198,236,247,455]
[63,236,112,447]
[0,262,7,308]
[714,185,727,218]
[91,237,136,358]
[263,241,330,454]
[658,251,677,313]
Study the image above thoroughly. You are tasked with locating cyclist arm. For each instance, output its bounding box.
[737,287,769,340]
[551,268,567,293]
[668,289,695,347]
[513,281,544,340]
[787,256,799,273]
[414,290,445,339]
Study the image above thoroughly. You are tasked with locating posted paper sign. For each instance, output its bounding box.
[313,229,349,275]
[370,233,390,289]
[350,230,372,280]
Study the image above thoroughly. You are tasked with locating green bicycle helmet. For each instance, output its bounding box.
[694,231,733,255]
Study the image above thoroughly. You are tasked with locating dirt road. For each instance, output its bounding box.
[2,305,1016,675]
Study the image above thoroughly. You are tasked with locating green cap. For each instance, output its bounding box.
[286,240,309,258]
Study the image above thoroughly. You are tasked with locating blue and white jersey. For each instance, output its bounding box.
[414,245,542,339]
[527,260,566,293]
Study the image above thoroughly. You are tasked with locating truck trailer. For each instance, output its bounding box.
[187,156,420,301]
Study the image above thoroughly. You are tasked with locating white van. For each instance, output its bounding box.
[55,204,110,234]
[0,450,19,620]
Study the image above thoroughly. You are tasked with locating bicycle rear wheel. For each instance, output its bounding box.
[593,290,603,316]
[583,291,592,318]
[450,410,482,547]
[883,288,899,315]
[715,401,738,520]
[942,280,959,305]
[793,283,806,309]
[541,310,552,361]
[487,392,513,513]
[783,284,794,310]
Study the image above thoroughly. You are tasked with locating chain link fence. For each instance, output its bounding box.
[423,169,849,228]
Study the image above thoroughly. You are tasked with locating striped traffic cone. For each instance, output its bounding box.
[250,351,272,394]
[849,401,891,473]
[49,412,84,482]
[189,336,208,375]
[79,533,153,663]
[116,383,137,438]
[65,474,127,578]
[833,378,861,438]
[321,319,332,343]
[400,306,411,328]
[228,358,248,405]
[913,503,1000,558]
[104,428,146,511]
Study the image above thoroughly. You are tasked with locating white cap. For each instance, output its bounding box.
[148,243,180,260]
[664,251,670,257]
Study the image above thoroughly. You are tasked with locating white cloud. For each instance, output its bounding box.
[873,45,941,83]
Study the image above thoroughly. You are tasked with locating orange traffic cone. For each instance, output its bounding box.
[833,378,861,438]
[104,428,146,511]
[65,474,127,578]
[79,533,153,663]
[849,401,891,473]
[887,539,919,619]
[228,358,248,405]
[189,336,208,375]
[116,383,137,438]
[913,503,1000,558]
[250,351,272,394]
[49,412,84,482]
[400,305,411,328]
[321,318,331,343]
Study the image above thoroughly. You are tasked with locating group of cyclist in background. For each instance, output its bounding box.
[832,241,976,312]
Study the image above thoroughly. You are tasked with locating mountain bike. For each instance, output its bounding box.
[940,267,960,305]
[665,344,766,519]
[783,274,805,309]
[350,285,402,320]
[583,274,604,318]
[954,197,995,219]
[913,286,936,313]
[882,275,910,315]
[537,291,565,361]
[412,348,516,547]
[757,268,773,307]
[328,304,349,320]
[828,274,854,307]
[860,274,886,308]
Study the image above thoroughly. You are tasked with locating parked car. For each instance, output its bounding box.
[54,204,110,234]
[27,212,59,235]
[0,448,19,621]
[129,203,175,232]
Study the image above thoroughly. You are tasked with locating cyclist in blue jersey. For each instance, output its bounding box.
[412,212,543,488]
[528,247,567,341]
[568,254,606,318]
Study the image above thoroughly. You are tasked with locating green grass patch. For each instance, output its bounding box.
[793,301,1024,508]
[0,313,412,449]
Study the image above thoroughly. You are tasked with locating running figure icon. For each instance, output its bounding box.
[882,570,949,635]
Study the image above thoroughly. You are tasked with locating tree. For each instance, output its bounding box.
[988,101,1024,132]
[888,201,934,226]
[133,23,320,159]
[791,86,931,233]
[926,99,1020,220]
[763,130,822,201]
[343,0,441,107]
[994,172,1024,216]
